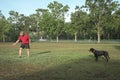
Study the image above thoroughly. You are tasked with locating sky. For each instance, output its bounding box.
[0,0,85,22]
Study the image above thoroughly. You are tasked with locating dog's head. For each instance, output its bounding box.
[89,48,95,53]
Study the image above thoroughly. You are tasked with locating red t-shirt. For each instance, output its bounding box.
[18,34,30,44]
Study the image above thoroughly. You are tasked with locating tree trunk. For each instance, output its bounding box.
[40,36,43,40]
[74,32,77,42]
[108,33,110,40]
[84,33,86,39]
[3,34,5,42]
[97,31,100,43]
[56,35,59,42]
[49,36,52,42]
[96,18,101,43]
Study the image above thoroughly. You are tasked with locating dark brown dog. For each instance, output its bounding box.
[89,48,110,62]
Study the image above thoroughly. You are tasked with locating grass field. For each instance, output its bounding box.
[0,42,120,80]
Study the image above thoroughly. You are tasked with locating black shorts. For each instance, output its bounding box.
[20,44,30,49]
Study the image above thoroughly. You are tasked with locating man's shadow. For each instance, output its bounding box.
[33,51,51,56]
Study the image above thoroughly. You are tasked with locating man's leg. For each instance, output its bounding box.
[19,48,23,57]
[27,49,30,57]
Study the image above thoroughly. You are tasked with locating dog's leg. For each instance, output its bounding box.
[95,56,98,61]
[104,55,108,62]
[105,52,110,59]
[107,54,110,59]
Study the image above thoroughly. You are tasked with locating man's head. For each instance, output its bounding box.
[19,31,24,36]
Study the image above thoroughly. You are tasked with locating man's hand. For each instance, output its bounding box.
[13,43,17,46]
[12,40,19,46]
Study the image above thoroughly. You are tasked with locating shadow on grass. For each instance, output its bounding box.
[37,51,51,54]
[114,46,120,50]
[2,56,120,80]
[32,51,51,56]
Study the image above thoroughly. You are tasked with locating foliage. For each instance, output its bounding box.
[0,18,11,42]
[47,1,69,42]
[85,0,119,43]
[0,0,120,42]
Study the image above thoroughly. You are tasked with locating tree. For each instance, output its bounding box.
[110,9,120,39]
[0,18,11,42]
[48,1,69,42]
[7,11,34,41]
[35,8,49,40]
[71,6,89,42]
[37,10,55,40]
[85,0,119,43]
[0,11,11,42]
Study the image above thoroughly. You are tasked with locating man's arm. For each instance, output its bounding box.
[29,39,31,45]
[13,40,19,46]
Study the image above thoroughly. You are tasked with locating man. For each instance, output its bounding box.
[13,31,30,57]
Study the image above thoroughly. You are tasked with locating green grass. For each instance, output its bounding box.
[0,42,120,80]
